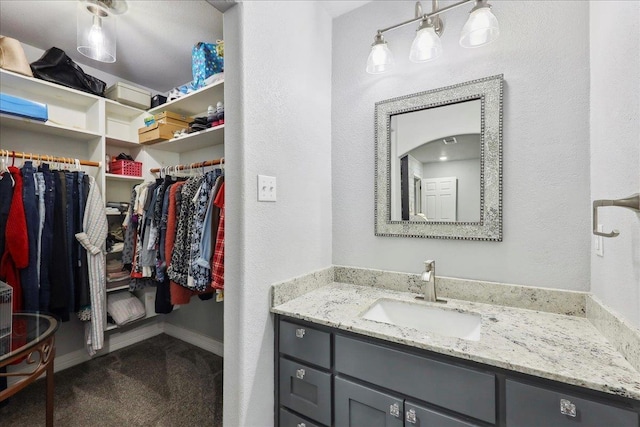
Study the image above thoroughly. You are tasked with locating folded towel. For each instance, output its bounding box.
[107,292,146,326]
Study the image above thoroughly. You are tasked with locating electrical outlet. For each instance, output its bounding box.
[257,175,276,202]
[595,224,604,257]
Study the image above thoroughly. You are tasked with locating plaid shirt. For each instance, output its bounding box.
[211,182,225,289]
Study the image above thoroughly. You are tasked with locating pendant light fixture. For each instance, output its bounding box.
[366,0,499,74]
[77,0,128,63]
[409,18,442,62]
[366,33,395,74]
[459,0,500,48]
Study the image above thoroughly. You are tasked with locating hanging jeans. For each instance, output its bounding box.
[50,171,70,321]
[0,173,14,256]
[20,161,39,311]
[38,164,55,311]
[75,172,91,316]
[64,172,76,312]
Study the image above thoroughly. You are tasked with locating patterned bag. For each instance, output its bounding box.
[192,41,224,90]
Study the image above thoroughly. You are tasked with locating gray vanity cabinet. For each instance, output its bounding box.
[506,379,639,427]
[275,315,640,427]
[335,376,404,427]
[334,377,480,427]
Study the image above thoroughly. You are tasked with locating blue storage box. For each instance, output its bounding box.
[0,93,48,121]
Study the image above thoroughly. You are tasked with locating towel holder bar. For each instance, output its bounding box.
[592,193,640,238]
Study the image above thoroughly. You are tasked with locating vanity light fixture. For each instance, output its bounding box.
[366,0,500,74]
[439,156,448,161]
[77,0,128,63]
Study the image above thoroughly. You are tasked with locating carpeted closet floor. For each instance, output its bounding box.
[0,334,223,426]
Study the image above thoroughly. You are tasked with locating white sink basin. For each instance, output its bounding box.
[361,299,482,341]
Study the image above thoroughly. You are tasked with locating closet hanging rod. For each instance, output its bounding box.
[149,158,224,174]
[0,149,102,167]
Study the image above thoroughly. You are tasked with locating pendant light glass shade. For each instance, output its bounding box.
[459,5,499,48]
[77,2,117,63]
[366,35,395,74]
[409,25,442,62]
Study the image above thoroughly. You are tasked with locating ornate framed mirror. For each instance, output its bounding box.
[375,74,503,240]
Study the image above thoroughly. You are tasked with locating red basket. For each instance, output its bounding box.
[110,160,142,177]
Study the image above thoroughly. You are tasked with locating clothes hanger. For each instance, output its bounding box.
[1,151,15,187]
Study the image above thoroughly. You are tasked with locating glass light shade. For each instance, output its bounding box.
[409,27,442,63]
[459,7,500,48]
[77,4,117,63]
[366,42,395,74]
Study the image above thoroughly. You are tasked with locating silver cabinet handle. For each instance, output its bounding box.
[389,403,400,417]
[406,408,417,423]
[297,423,306,427]
[560,399,576,417]
[296,368,305,379]
[295,328,306,338]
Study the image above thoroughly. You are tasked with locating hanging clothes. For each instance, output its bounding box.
[0,166,27,312]
[211,181,225,290]
[75,176,108,356]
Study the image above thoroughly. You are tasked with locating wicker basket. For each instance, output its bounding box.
[110,159,142,177]
[0,281,12,340]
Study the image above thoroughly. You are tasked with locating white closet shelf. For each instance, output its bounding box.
[148,79,224,117]
[105,99,146,119]
[0,114,101,141]
[105,136,141,148]
[105,173,145,182]
[0,69,100,108]
[105,312,159,332]
[144,124,224,153]
[106,284,129,292]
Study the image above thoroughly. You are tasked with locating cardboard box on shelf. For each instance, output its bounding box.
[138,122,186,144]
[154,111,193,125]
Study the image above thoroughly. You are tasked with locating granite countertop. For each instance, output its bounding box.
[271,282,640,400]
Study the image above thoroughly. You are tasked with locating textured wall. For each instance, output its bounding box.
[590,1,640,327]
[332,1,591,290]
[223,2,333,425]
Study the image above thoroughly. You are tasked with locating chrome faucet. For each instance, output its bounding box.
[420,260,438,302]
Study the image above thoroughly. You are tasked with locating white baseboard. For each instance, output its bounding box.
[162,322,224,357]
[7,320,164,385]
[55,320,164,372]
[7,320,222,386]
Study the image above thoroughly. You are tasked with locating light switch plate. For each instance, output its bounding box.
[595,224,604,257]
[257,175,276,202]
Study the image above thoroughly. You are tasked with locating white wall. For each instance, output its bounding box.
[332,1,591,290]
[223,2,333,425]
[590,1,640,327]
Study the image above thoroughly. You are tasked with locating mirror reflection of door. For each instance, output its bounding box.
[423,177,457,221]
[391,98,482,223]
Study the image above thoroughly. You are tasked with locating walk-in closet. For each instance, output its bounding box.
[0,1,227,424]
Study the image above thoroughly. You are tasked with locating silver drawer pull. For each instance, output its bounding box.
[406,408,416,423]
[560,399,576,417]
[295,328,306,338]
[389,403,400,417]
[296,368,305,379]
[296,424,306,427]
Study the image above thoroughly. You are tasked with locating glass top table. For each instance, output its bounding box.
[0,312,60,427]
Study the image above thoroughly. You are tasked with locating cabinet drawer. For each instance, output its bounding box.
[335,376,403,427]
[506,379,639,427]
[279,357,332,426]
[406,401,481,427]
[279,407,323,427]
[280,319,331,369]
[335,335,496,424]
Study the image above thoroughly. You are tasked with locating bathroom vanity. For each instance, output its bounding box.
[272,277,640,427]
